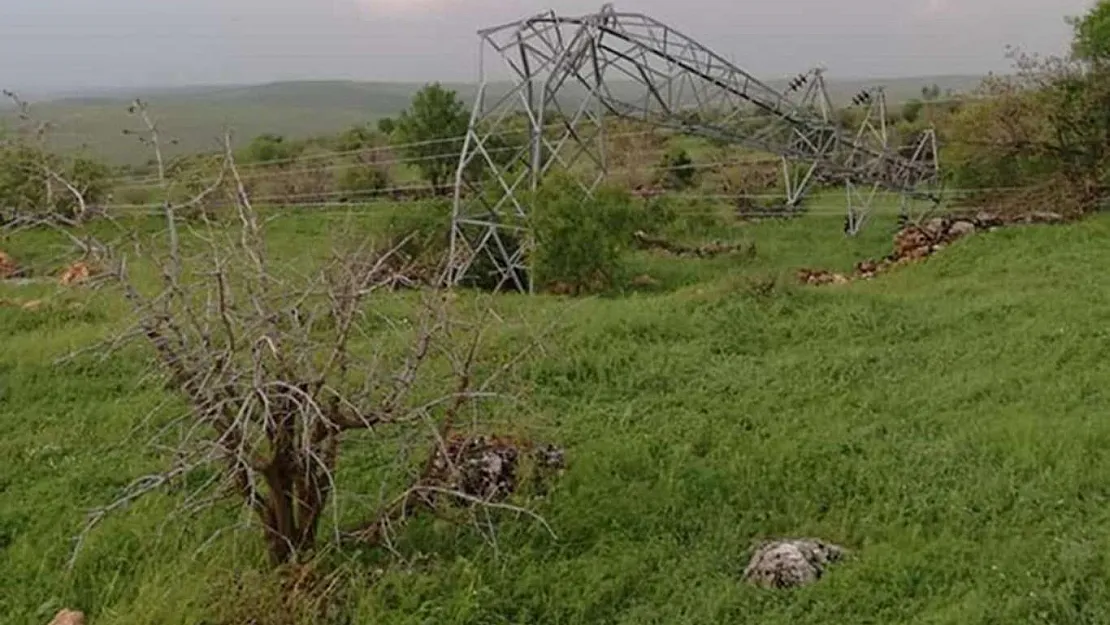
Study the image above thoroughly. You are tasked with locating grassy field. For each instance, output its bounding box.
[3,194,1110,624]
[0,74,985,166]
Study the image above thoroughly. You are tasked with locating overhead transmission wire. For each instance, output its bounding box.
[100,149,1032,214]
[98,93,989,186]
[103,151,1019,209]
[105,123,746,187]
[103,144,1032,209]
[110,141,782,191]
[105,129,1010,192]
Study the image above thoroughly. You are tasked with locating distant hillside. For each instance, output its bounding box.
[1,75,985,165]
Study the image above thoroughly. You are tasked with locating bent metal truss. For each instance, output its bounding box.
[448,4,941,292]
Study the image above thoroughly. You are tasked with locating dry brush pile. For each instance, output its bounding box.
[632,229,756,260]
[797,209,1067,286]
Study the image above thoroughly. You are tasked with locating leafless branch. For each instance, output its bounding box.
[14,97,565,573]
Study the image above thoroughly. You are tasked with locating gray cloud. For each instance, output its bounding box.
[0,0,1092,94]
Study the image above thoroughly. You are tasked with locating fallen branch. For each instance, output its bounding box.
[632,230,754,259]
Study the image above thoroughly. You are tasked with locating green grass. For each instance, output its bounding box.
[3,200,1110,624]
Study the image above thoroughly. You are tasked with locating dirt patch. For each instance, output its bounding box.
[47,609,86,625]
[743,538,847,589]
[633,230,754,259]
[796,268,851,286]
[0,251,18,279]
[798,209,1066,286]
[59,261,92,286]
[544,273,610,296]
[420,433,566,506]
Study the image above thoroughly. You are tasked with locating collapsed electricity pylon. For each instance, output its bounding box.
[449,3,942,292]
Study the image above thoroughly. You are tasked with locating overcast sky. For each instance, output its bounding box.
[0,0,1095,94]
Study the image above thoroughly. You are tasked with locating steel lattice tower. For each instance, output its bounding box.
[448,3,942,292]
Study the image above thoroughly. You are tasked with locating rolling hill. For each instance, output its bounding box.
[1,74,985,165]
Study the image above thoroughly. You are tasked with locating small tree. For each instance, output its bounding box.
[1070,0,1110,64]
[338,165,389,198]
[335,125,391,199]
[65,100,552,569]
[944,37,1110,213]
[395,83,469,194]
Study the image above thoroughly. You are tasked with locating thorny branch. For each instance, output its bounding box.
[57,102,560,569]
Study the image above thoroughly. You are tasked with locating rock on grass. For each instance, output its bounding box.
[742,538,846,589]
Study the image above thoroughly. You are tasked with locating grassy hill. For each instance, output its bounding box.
[1,74,984,165]
[2,198,1110,623]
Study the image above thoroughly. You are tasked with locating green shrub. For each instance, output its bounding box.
[634,195,680,234]
[529,175,636,294]
[657,146,697,190]
[243,133,303,164]
[902,99,924,124]
[339,165,390,198]
[382,199,453,258]
[0,144,112,221]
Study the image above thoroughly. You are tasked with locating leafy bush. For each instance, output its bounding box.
[902,99,924,124]
[0,143,111,221]
[244,133,302,164]
[339,165,390,198]
[335,124,378,153]
[529,174,637,294]
[639,195,727,239]
[382,198,453,259]
[658,146,697,190]
[944,2,1110,214]
[634,195,680,234]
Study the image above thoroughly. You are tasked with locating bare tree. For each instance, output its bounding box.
[64,100,555,568]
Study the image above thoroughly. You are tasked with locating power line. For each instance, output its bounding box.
[98,153,1030,211]
[15,92,995,184]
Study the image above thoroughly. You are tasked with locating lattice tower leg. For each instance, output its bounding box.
[897,127,943,227]
[845,180,880,236]
[840,87,890,236]
[778,68,835,213]
[449,9,611,292]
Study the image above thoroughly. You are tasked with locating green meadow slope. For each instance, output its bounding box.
[2,203,1110,624]
[0,75,983,165]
